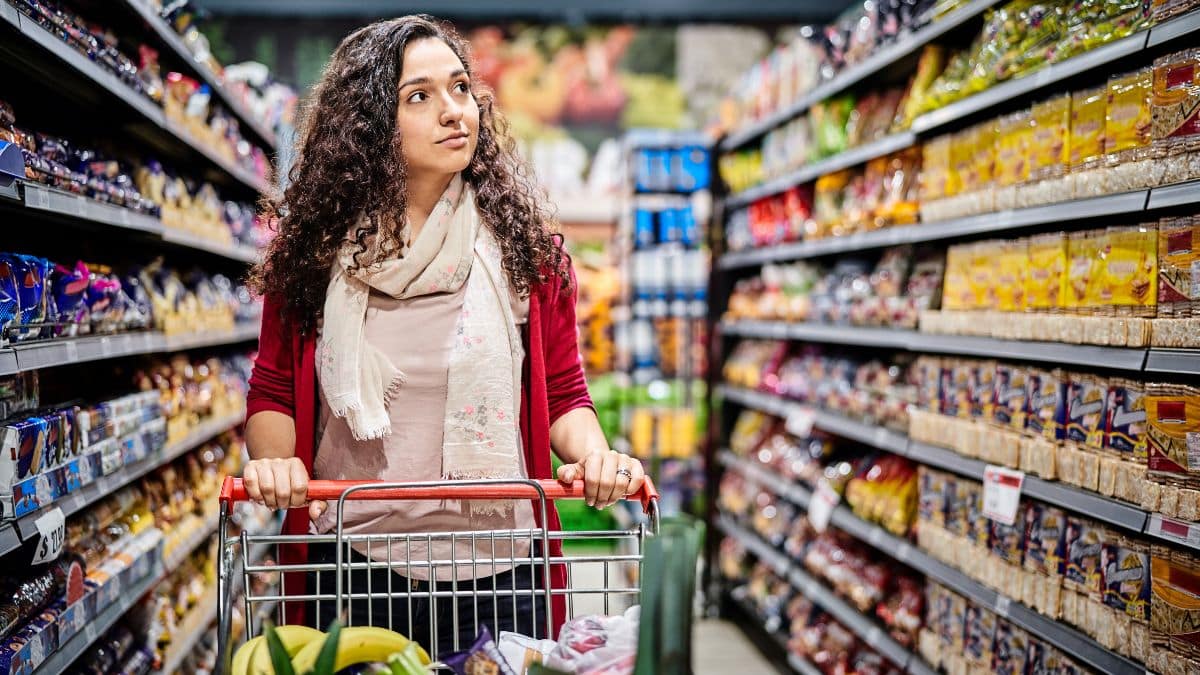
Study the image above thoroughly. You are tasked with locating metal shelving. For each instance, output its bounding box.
[161,228,260,263]
[719,451,1145,675]
[719,0,998,151]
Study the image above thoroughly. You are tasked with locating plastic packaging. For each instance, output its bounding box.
[1151,48,1200,185]
[1105,68,1157,191]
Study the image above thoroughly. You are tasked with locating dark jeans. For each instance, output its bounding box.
[305,542,548,658]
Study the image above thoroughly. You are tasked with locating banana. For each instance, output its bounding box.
[248,625,326,675]
[231,637,264,675]
[290,626,431,674]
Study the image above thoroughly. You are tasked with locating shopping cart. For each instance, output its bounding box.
[215,476,660,672]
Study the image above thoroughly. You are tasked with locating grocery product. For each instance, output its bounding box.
[1151,49,1200,186]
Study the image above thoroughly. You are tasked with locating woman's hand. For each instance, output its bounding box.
[556,450,645,509]
[242,457,326,520]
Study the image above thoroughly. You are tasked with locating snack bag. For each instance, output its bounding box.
[993,363,1028,429]
[1157,215,1200,317]
[1070,85,1108,179]
[1065,230,1103,314]
[1101,224,1158,316]
[995,240,1028,313]
[1105,379,1148,462]
[1151,49,1200,185]
[444,627,518,675]
[1063,517,1106,596]
[941,244,972,311]
[1029,94,1071,183]
[991,622,1030,675]
[1146,383,1200,486]
[967,242,1000,311]
[962,604,998,667]
[1151,545,1200,659]
[919,135,952,205]
[1023,503,1067,578]
[1106,68,1156,191]
[1064,374,1108,448]
[499,632,558,674]
[1101,535,1151,622]
[1026,233,1068,312]
[989,503,1029,567]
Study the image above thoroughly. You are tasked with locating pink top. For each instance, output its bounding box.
[311,283,535,581]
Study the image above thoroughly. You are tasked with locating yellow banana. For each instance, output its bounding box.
[231,636,263,675]
[247,625,326,675]
[290,626,431,674]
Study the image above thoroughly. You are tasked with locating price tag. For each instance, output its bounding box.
[982,465,1025,525]
[1148,514,1200,547]
[32,507,66,564]
[808,481,840,533]
[786,406,816,438]
[994,594,1012,618]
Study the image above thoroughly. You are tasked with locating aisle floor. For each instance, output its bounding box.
[694,620,781,675]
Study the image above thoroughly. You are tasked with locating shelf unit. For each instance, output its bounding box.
[0,322,259,376]
[717,319,1200,374]
[0,4,272,195]
[715,515,933,674]
[719,9,1200,212]
[717,450,1144,675]
[717,384,1200,549]
[155,590,218,675]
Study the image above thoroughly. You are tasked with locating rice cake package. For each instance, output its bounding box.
[1023,503,1067,579]
[1151,544,1200,660]
[1105,379,1149,462]
[962,604,998,667]
[993,363,1028,430]
[1063,517,1106,597]
[1102,224,1159,318]
[989,503,1030,567]
[1151,49,1200,186]
[1065,374,1109,450]
[1146,384,1200,487]
[1102,535,1151,623]
[991,621,1030,675]
[1025,368,1068,441]
[1158,215,1200,318]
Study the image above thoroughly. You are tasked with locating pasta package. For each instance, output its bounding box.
[1151,49,1200,185]
[1100,224,1158,316]
[1026,233,1068,312]
[1063,517,1106,597]
[1151,545,1200,660]
[1105,379,1149,462]
[1158,216,1200,318]
[1146,384,1200,486]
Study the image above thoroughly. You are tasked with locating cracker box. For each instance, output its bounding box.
[1105,379,1149,462]
[1146,384,1200,486]
[1065,374,1109,449]
[1101,536,1151,622]
[1063,517,1106,596]
[1023,503,1067,578]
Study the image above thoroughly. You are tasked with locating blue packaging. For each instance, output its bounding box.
[0,258,18,346]
[657,208,681,244]
[649,149,671,191]
[634,210,655,249]
[50,261,90,337]
[679,206,699,248]
[635,150,654,192]
[3,417,49,481]
[675,146,710,191]
[4,256,50,342]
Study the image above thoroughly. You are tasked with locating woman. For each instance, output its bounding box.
[242,15,644,655]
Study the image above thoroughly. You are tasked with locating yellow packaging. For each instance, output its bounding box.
[943,244,972,311]
[996,239,1029,312]
[1106,69,1153,158]
[1027,233,1068,311]
[1100,224,1158,315]
[974,120,997,190]
[1066,230,1104,313]
[920,135,952,203]
[955,126,980,194]
[1030,94,1071,180]
[968,241,1001,310]
[1070,86,1108,171]
[946,129,969,197]
[996,110,1032,187]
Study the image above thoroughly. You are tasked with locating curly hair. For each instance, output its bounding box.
[249,15,567,334]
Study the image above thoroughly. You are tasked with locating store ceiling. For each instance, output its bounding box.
[190,0,851,23]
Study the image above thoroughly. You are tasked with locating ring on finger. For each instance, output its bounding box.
[616,467,633,481]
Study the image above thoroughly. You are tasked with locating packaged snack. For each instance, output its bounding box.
[917,467,947,527]
[1026,233,1068,312]
[962,481,988,549]
[1065,230,1103,314]
[1070,85,1108,197]
[1146,383,1200,486]
[498,632,557,674]
[1,417,48,482]
[993,363,1028,430]
[1063,517,1105,596]
[967,241,1000,311]
[1151,544,1200,660]
[1025,368,1066,441]
[941,244,971,312]
[995,240,1028,312]
[1151,0,1200,21]
[811,96,855,159]
[1106,69,1157,192]
[1151,49,1200,186]
[991,622,1029,675]
[1023,94,1071,206]
[1158,215,1200,318]
[1101,535,1150,622]
[962,604,997,667]
[989,503,1028,567]
[1065,374,1108,448]
[946,361,977,420]
[993,111,1032,210]
[1105,379,1148,462]
[1101,224,1158,316]
[1023,503,1066,579]
[919,134,952,207]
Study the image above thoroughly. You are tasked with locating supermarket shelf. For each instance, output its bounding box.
[716,515,922,672]
[33,558,165,675]
[718,450,812,508]
[720,0,997,150]
[121,0,277,150]
[721,451,1143,675]
[727,131,917,209]
[1147,5,1200,46]
[0,7,269,195]
[717,188,1152,269]
[5,322,259,374]
[21,183,163,235]
[719,384,1152,533]
[726,592,820,675]
[1145,514,1200,552]
[627,129,711,150]
[0,349,18,376]
[1147,179,1200,210]
[911,29,1149,134]
[0,178,19,202]
[0,410,246,558]
[1142,348,1200,375]
[161,228,259,263]
[789,654,824,675]
[156,590,218,675]
[720,320,1153,372]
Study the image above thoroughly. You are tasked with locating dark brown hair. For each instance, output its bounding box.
[249,15,566,333]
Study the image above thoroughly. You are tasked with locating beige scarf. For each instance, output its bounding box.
[318,174,524,496]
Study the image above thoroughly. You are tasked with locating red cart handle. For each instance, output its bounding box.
[220,476,660,514]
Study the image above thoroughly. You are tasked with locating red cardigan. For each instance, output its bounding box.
[246,264,592,632]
